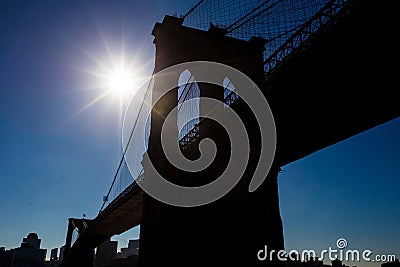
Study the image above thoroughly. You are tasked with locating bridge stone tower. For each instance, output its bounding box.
[141,15,284,267]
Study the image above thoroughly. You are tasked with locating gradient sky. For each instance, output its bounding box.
[0,1,399,266]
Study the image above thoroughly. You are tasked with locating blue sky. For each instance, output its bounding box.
[0,1,399,266]
[0,0,192,253]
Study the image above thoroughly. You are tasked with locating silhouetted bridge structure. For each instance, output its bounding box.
[61,0,399,266]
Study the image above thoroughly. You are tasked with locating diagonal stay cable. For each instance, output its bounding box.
[99,69,155,214]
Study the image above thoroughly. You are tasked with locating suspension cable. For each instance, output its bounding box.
[99,70,155,214]
[182,0,205,20]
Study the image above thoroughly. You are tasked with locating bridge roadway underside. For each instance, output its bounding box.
[269,1,400,167]
[68,187,143,258]
[70,1,399,264]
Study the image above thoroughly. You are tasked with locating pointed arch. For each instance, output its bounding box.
[177,70,200,140]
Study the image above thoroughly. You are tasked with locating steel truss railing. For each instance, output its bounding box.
[264,0,356,79]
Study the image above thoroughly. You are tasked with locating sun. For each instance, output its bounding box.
[63,59,145,125]
[106,67,135,97]
[63,33,153,127]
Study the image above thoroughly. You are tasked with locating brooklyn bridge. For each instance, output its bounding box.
[59,0,399,266]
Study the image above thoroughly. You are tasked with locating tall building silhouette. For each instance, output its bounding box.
[50,248,58,261]
[118,240,139,258]
[59,245,65,262]
[382,259,400,267]
[94,239,117,267]
[0,233,47,267]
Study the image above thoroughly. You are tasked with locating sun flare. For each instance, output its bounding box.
[63,34,153,127]
[106,67,136,97]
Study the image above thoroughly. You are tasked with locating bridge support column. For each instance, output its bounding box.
[64,248,95,267]
[63,218,75,260]
[139,15,284,267]
[139,165,284,267]
[60,218,95,267]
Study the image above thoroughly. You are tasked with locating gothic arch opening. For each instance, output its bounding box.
[177,70,200,140]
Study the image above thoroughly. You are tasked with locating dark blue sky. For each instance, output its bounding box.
[0,1,399,266]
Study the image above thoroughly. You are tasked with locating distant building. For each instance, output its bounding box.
[106,255,138,267]
[285,257,355,267]
[94,239,117,267]
[50,248,58,261]
[22,233,41,249]
[0,233,47,267]
[0,246,14,267]
[59,245,65,262]
[286,256,327,267]
[14,233,47,267]
[382,259,400,267]
[331,259,350,267]
[118,240,139,258]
